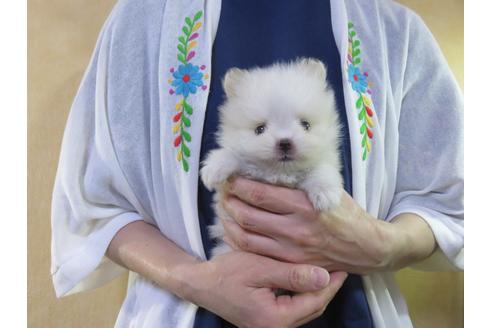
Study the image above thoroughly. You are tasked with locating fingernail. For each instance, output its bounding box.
[312,268,330,288]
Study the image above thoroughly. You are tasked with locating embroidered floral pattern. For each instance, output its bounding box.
[172,63,204,97]
[168,10,209,172]
[347,22,375,161]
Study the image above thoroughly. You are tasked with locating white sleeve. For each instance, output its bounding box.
[386,12,464,270]
[50,10,144,297]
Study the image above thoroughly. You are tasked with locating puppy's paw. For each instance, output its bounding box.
[200,150,237,190]
[211,242,233,258]
[301,164,343,212]
[307,187,342,211]
[200,163,230,191]
[208,220,225,240]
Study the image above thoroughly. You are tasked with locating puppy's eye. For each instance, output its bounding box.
[300,120,311,131]
[254,124,266,135]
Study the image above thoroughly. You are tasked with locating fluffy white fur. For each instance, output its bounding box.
[200,58,343,257]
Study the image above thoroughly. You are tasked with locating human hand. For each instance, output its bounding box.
[220,177,405,274]
[180,251,347,328]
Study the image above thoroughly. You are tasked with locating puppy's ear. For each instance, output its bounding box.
[299,58,327,81]
[223,68,246,97]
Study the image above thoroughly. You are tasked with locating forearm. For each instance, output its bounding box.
[106,220,202,300]
[384,212,437,271]
[106,220,341,328]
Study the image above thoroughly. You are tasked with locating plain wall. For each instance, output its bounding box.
[27,0,463,327]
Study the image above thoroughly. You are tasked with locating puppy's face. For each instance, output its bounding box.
[218,59,339,169]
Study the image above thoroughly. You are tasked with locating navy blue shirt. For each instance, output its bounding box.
[196,1,373,327]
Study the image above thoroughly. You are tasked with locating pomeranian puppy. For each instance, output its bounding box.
[200,58,343,256]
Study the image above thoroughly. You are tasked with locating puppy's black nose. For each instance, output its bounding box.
[278,139,293,153]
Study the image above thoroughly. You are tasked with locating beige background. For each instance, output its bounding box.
[28,0,463,327]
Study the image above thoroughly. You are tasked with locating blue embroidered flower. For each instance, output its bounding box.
[172,63,204,97]
[348,64,368,93]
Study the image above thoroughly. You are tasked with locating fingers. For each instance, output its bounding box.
[289,271,348,326]
[326,271,350,289]
[270,271,347,327]
[222,196,289,237]
[260,261,331,293]
[228,176,314,215]
[222,219,307,263]
[222,219,285,258]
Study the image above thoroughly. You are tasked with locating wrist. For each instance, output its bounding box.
[377,214,437,271]
[389,213,437,269]
[377,220,409,271]
[155,255,204,302]
[170,259,214,305]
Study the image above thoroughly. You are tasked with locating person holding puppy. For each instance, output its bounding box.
[51,0,463,327]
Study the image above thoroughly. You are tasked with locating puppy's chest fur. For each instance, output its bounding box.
[238,162,309,188]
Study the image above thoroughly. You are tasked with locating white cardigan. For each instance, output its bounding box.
[51,0,464,327]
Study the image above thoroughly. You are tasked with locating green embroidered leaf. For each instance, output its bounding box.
[182,116,191,127]
[194,11,203,22]
[352,48,361,57]
[182,143,191,157]
[362,149,367,161]
[185,17,193,27]
[353,57,361,65]
[358,108,365,120]
[179,36,186,45]
[182,130,192,142]
[361,134,367,147]
[184,102,193,115]
[349,31,356,38]
[359,123,366,134]
[353,40,360,48]
[177,44,186,55]
[182,26,190,36]
[348,22,354,29]
[182,158,189,172]
[178,53,186,64]
[356,95,364,109]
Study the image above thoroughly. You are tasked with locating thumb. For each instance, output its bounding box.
[263,262,330,293]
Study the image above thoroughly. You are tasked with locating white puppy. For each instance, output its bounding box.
[200,58,343,257]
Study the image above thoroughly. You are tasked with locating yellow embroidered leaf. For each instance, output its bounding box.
[366,139,372,153]
[204,74,209,80]
[192,22,202,32]
[168,79,173,84]
[362,95,372,107]
[175,102,182,111]
[366,114,374,127]
[176,149,182,161]
[188,41,197,50]
[173,123,180,134]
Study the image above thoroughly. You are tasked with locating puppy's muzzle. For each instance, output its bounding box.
[277,139,295,161]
